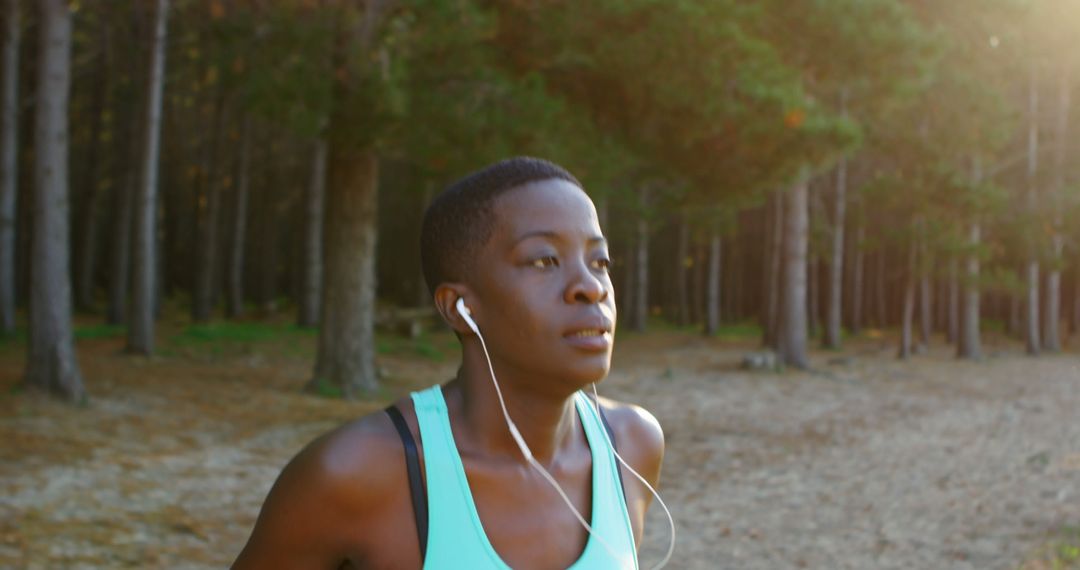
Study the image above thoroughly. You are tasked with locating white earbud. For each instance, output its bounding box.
[456,297,479,334]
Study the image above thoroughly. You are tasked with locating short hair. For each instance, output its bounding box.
[420,156,583,296]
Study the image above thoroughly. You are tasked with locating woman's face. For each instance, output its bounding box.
[468,178,616,393]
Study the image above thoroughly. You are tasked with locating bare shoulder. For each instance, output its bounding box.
[232,407,406,568]
[594,395,665,483]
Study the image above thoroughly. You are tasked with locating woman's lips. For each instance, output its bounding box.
[563,329,612,351]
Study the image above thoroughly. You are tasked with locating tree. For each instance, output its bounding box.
[226,116,251,319]
[73,15,111,312]
[777,173,810,368]
[0,0,18,335]
[25,0,85,401]
[310,0,397,396]
[298,136,325,327]
[1023,63,1041,355]
[128,0,168,355]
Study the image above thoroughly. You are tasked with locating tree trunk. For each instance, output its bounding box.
[809,247,819,339]
[298,136,327,326]
[226,116,251,319]
[127,0,168,355]
[1009,289,1021,338]
[824,159,846,349]
[310,147,379,397]
[256,163,279,311]
[705,229,721,335]
[107,9,144,326]
[632,189,649,332]
[946,258,959,344]
[875,250,887,328]
[1073,268,1080,337]
[728,232,740,323]
[898,242,917,360]
[416,183,435,306]
[26,0,84,401]
[919,264,932,348]
[107,119,137,326]
[850,222,864,335]
[1026,266,1041,354]
[778,176,809,368]
[763,190,783,348]
[691,241,705,324]
[676,212,689,325]
[957,224,982,359]
[74,23,110,312]
[1025,63,1041,356]
[621,233,636,327]
[1043,63,1071,353]
[192,91,226,322]
[0,0,18,335]
[1044,258,1062,352]
[957,156,983,361]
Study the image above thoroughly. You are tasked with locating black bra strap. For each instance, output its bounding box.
[596,404,629,503]
[384,405,428,561]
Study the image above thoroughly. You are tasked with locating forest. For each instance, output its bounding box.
[5,1,1080,568]
[4,0,1080,401]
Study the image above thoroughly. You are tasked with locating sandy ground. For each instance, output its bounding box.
[0,329,1078,569]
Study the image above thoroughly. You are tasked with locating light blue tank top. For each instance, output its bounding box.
[411,386,638,569]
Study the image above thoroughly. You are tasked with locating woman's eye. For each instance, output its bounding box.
[531,256,558,269]
[592,258,612,270]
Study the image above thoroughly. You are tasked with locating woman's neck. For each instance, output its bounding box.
[444,349,584,466]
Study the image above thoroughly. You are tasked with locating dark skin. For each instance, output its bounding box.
[232,179,665,569]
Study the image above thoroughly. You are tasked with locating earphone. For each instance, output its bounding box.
[455,297,676,569]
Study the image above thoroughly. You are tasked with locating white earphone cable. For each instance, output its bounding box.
[590,383,676,570]
[458,298,673,569]
[468,319,626,566]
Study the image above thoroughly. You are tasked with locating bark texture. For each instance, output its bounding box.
[1025,64,1041,356]
[898,243,917,360]
[74,25,109,311]
[676,213,690,325]
[192,92,226,322]
[705,230,721,335]
[299,137,326,327]
[850,223,864,335]
[764,190,783,348]
[946,258,958,344]
[128,0,168,355]
[778,178,809,369]
[956,156,983,360]
[226,117,251,319]
[26,0,85,401]
[919,270,932,348]
[824,162,846,349]
[632,213,649,332]
[0,0,18,335]
[311,148,379,397]
[957,224,982,359]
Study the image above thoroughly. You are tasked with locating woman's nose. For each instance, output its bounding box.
[565,263,609,304]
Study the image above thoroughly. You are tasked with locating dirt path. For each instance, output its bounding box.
[1,332,1078,569]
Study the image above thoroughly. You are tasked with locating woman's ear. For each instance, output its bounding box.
[434,284,475,335]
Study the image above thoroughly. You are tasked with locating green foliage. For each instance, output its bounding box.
[376,333,450,362]
[308,376,344,399]
[709,322,765,341]
[73,324,126,340]
[172,322,290,344]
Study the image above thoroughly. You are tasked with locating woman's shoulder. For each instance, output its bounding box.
[231,404,418,568]
[593,394,665,469]
[276,405,411,511]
